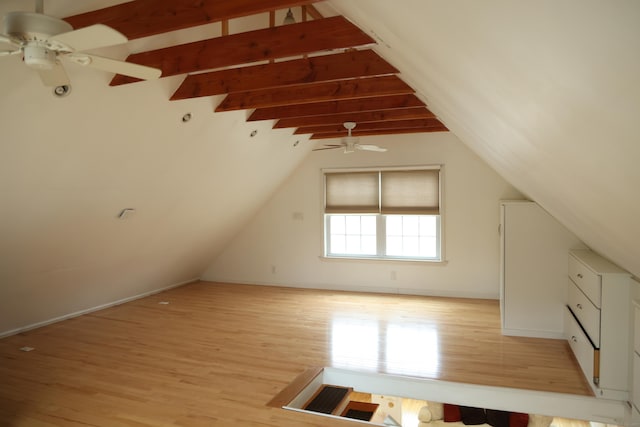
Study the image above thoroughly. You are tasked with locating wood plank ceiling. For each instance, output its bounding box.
[64,0,447,141]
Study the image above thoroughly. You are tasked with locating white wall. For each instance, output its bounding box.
[203,132,523,298]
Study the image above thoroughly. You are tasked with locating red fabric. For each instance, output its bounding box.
[509,412,529,427]
[443,404,462,422]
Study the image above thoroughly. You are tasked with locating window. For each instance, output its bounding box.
[324,167,442,261]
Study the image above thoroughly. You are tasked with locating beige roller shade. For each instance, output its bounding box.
[325,171,380,213]
[380,169,440,214]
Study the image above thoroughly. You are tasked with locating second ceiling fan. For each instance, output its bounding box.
[313,122,387,153]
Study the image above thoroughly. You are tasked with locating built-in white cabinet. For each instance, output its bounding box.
[499,201,583,338]
[565,249,632,400]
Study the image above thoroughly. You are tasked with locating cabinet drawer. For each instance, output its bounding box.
[634,352,640,411]
[568,254,601,308]
[635,304,640,355]
[567,280,600,347]
[565,307,597,385]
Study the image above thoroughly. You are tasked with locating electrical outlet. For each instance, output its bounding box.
[271,265,277,274]
[390,271,397,280]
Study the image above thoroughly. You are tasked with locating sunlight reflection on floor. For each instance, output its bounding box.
[330,316,440,378]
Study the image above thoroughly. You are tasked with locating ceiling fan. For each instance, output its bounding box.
[0,1,161,87]
[313,122,388,153]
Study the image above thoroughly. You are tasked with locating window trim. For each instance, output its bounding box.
[320,165,446,263]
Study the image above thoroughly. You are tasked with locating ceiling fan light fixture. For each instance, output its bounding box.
[283,8,296,25]
[53,84,71,97]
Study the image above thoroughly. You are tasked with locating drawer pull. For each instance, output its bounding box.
[576,303,582,310]
[577,273,583,279]
[571,336,577,343]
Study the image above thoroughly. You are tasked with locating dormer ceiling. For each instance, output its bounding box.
[62,0,448,140]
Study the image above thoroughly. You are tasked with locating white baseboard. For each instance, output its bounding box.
[203,278,499,300]
[0,277,199,339]
[501,328,565,340]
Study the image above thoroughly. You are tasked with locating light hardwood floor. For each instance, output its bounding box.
[0,281,591,426]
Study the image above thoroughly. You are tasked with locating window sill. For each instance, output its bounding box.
[319,255,448,266]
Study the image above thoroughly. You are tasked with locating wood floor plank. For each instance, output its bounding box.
[0,282,591,426]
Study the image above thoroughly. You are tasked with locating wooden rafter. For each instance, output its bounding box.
[304,5,324,20]
[170,50,398,100]
[295,118,446,135]
[215,75,413,112]
[273,107,436,128]
[64,1,447,137]
[248,94,425,121]
[110,16,374,86]
[64,0,321,40]
[311,127,448,139]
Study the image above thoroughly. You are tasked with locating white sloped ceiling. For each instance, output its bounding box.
[323,0,640,278]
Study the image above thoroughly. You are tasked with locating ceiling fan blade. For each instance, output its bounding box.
[0,49,21,57]
[65,53,161,80]
[357,144,388,152]
[0,34,20,47]
[37,62,70,87]
[47,24,127,52]
[313,146,343,151]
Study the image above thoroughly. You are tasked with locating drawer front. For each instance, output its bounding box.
[635,305,640,355]
[634,352,640,411]
[567,280,601,347]
[565,307,596,385]
[568,254,601,308]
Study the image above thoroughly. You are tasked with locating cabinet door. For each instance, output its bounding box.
[501,202,583,337]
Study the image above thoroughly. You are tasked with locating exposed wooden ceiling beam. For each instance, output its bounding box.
[248,94,425,121]
[295,118,446,134]
[311,126,449,139]
[304,5,324,20]
[215,75,413,112]
[64,0,321,40]
[273,107,435,128]
[110,16,374,86]
[170,50,398,100]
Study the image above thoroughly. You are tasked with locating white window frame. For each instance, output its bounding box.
[322,165,444,263]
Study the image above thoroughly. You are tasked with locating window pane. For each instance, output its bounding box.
[419,216,436,236]
[386,235,403,256]
[404,236,419,255]
[361,215,377,235]
[361,235,377,255]
[420,236,437,257]
[386,215,402,236]
[330,234,346,253]
[331,215,346,234]
[402,216,419,236]
[346,235,361,253]
[345,216,361,235]
[384,215,439,259]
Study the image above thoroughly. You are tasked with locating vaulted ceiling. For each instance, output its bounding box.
[61,0,448,139]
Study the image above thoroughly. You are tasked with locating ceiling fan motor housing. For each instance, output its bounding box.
[4,12,74,70]
[23,45,56,69]
[4,12,73,42]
